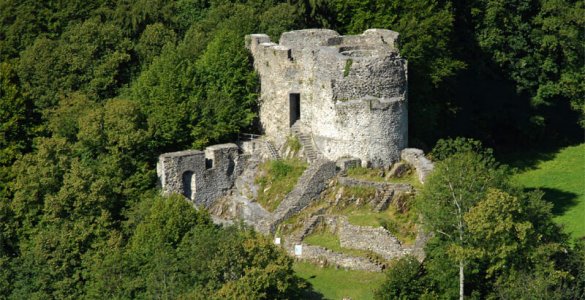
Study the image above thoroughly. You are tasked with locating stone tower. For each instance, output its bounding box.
[246,29,408,168]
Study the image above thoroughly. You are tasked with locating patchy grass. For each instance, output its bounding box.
[346,166,385,182]
[346,165,423,189]
[320,181,418,245]
[511,144,585,239]
[294,261,385,300]
[286,135,302,153]
[343,58,353,77]
[303,228,389,265]
[346,202,418,245]
[344,185,378,199]
[303,231,341,251]
[255,159,307,212]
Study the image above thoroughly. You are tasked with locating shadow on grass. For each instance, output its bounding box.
[499,147,559,172]
[298,279,325,300]
[497,141,582,172]
[525,187,579,216]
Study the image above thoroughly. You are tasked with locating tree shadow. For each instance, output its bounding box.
[524,187,579,216]
[297,278,326,300]
[498,147,560,172]
[497,138,583,172]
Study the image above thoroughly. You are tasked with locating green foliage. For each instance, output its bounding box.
[294,261,385,300]
[343,58,353,77]
[416,146,509,297]
[417,149,508,238]
[0,62,32,199]
[512,143,585,239]
[286,135,302,153]
[18,18,132,110]
[473,0,585,126]
[430,137,494,161]
[135,23,177,67]
[1,0,584,298]
[374,256,427,300]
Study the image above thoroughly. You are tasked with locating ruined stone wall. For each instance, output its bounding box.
[270,159,337,233]
[246,29,408,168]
[401,148,434,184]
[157,143,243,208]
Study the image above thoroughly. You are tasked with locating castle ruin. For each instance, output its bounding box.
[246,29,408,168]
[155,30,433,271]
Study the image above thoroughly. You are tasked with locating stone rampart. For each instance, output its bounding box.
[157,143,243,208]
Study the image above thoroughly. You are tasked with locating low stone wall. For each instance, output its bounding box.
[338,176,413,192]
[401,148,434,184]
[270,160,337,232]
[337,218,410,261]
[290,244,383,272]
[285,215,421,271]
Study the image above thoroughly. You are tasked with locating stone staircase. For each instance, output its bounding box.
[290,122,320,162]
[264,139,281,160]
[373,189,394,212]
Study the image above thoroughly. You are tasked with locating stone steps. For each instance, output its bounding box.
[264,140,281,160]
[373,189,394,212]
[290,122,320,162]
[289,215,322,244]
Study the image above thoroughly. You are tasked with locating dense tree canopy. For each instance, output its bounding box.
[376,139,585,299]
[0,0,583,298]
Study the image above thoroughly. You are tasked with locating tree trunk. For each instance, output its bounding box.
[459,260,464,300]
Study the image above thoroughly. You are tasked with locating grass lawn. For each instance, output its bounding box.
[511,143,585,239]
[294,261,385,300]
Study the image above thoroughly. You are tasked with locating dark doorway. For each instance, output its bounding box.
[182,171,195,199]
[289,93,300,127]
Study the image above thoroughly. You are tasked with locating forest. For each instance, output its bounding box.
[0,0,583,299]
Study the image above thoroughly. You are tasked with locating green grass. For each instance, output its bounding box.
[346,203,417,245]
[346,166,385,182]
[303,230,342,251]
[255,159,307,212]
[303,229,389,265]
[511,144,585,239]
[294,262,385,300]
[345,165,422,189]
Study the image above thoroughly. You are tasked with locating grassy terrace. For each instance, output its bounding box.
[255,159,307,212]
[303,230,388,265]
[346,164,423,189]
[294,262,385,300]
[345,203,418,245]
[510,143,585,239]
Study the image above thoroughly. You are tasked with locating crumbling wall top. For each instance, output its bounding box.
[279,29,340,49]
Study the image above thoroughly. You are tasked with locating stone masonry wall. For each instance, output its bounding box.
[337,218,411,261]
[401,148,434,184]
[157,143,243,208]
[246,29,408,168]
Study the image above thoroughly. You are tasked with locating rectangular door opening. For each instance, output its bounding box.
[289,93,300,127]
